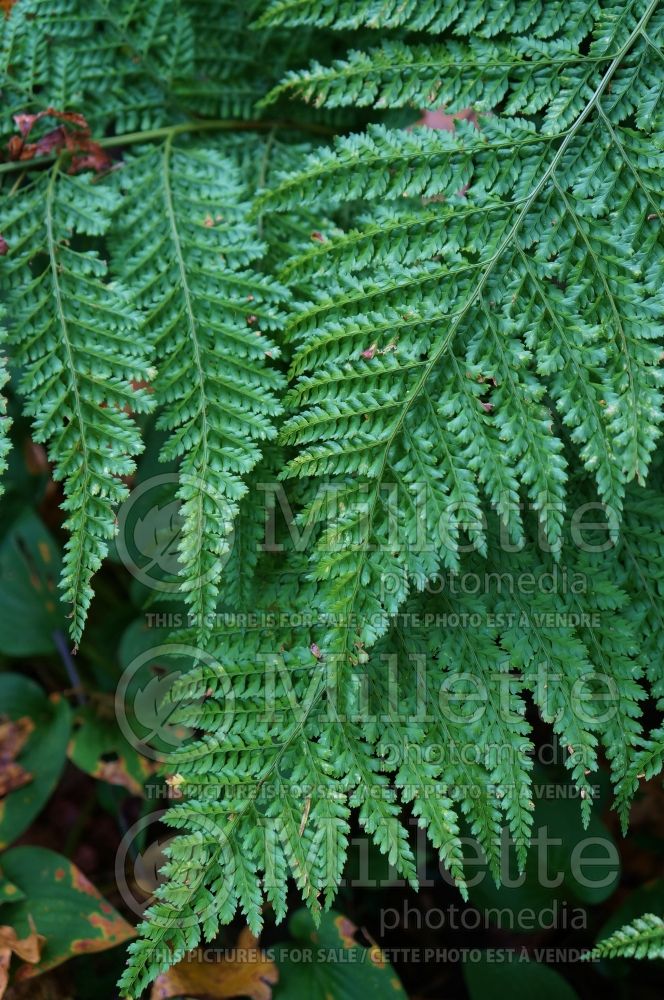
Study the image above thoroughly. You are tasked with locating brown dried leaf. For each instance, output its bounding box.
[0,718,34,799]
[6,107,111,173]
[150,928,278,1000]
[0,926,45,999]
[13,108,88,140]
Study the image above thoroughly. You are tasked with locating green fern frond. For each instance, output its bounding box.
[119,487,658,994]
[615,724,664,830]
[110,138,285,631]
[257,7,663,611]
[0,1,663,996]
[0,0,179,135]
[256,0,604,40]
[588,913,664,960]
[0,166,153,643]
[260,5,664,133]
[261,38,596,123]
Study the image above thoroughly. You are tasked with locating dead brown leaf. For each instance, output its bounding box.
[149,928,278,1000]
[0,926,45,998]
[6,107,111,174]
[0,717,34,799]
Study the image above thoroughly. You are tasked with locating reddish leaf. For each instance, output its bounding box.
[13,108,88,139]
[414,107,479,131]
[6,107,111,173]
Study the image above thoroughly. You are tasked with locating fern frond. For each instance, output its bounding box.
[0,0,180,135]
[588,913,664,960]
[110,138,285,631]
[256,0,605,41]
[261,5,663,133]
[262,38,597,125]
[257,5,663,628]
[615,724,664,831]
[0,166,153,642]
[0,2,662,996]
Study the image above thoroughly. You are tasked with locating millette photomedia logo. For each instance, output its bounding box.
[115,471,235,593]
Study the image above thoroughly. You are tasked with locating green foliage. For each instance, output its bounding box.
[588,912,664,960]
[0,0,663,996]
[0,513,64,655]
[109,139,286,632]
[0,846,135,972]
[0,168,154,643]
[0,673,71,848]
[273,908,408,999]
[465,952,580,1000]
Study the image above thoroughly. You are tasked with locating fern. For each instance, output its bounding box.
[615,723,664,829]
[109,137,285,632]
[0,167,153,642]
[588,913,664,960]
[0,0,663,996]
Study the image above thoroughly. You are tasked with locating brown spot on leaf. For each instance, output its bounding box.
[90,756,145,797]
[334,915,358,949]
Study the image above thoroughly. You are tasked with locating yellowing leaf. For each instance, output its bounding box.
[67,704,153,797]
[0,848,135,978]
[150,928,278,1000]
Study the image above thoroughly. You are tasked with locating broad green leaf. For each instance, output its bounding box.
[0,846,135,977]
[464,954,580,1000]
[68,704,153,797]
[0,513,64,656]
[273,909,407,999]
[0,870,25,905]
[0,674,71,849]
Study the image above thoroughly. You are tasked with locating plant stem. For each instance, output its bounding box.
[0,115,336,178]
[53,628,86,704]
